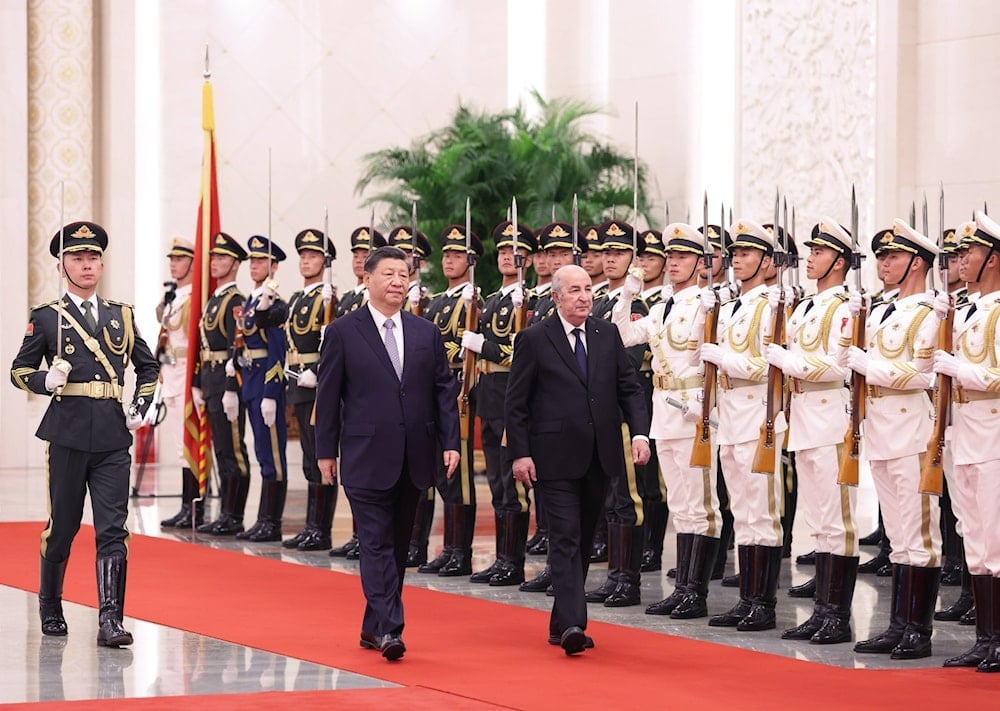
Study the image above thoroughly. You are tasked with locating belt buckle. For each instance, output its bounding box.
[954,387,967,405]
[91,381,108,399]
[719,374,731,390]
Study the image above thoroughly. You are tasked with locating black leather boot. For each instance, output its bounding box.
[605,524,643,607]
[39,556,68,636]
[783,552,831,639]
[208,475,250,535]
[709,545,753,627]
[405,492,434,567]
[161,467,194,528]
[589,514,609,563]
[640,501,668,572]
[671,535,721,619]
[646,533,694,615]
[855,563,908,653]
[945,574,993,667]
[936,564,974,621]
[811,554,859,644]
[283,481,316,549]
[712,491,735,580]
[238,479,287,542]
[419,497,454,573]
[329,530,359,557]
[586,522,622,603]
[520,563,552,592]
[891,565,941,659]
[737,545,782,631]
[299,483,336,551]
[491,511,529,586]
[439,504,475,577]
[977,577,1000,672]
[471,511,503,583]
[197,474,229,533]
[96,556,132,647]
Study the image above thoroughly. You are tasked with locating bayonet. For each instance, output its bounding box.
[922,192,932,290]
[572,193,580,265]
[633,100,639,255]
[664,200,670,229]
[56,181,65,376]
[910,202,916,229]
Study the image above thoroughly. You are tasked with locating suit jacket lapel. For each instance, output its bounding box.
[354,309,398,380]
[399,312,419,382]
[545,317,586,385]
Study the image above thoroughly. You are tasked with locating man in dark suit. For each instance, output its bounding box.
[316,245,460,661]
[505,264,650,655]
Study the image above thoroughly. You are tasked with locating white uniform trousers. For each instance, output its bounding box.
[951,461,1000,576]
[656,437,720,538]
[160,392,186,466]
[870,455,941,567]
[793,445,857,556]
[719,440,783,548]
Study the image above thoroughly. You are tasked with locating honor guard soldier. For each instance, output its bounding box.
[417,225,483,577]
[585,220,649,608]
[766,219,858,644]
[933,212,1000,671]
[193,232,252,536]
[11,221,159,646]
[235,235,290,542]
[464,221,535,586]
[157,237,202,529]
[528,227,554,319]
[336,227,387,318]
[614,223,722,619]
[701,219,786,632]
[328,226,388,558]
[282,229,337,551]
[581,226,608,298]
[846,219,941,659]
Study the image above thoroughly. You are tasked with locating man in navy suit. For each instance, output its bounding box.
[316,245,460,661]
[506,264,650,655]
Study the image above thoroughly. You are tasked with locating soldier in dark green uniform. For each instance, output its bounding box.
[10,221,159,647]
[465,220,535,586]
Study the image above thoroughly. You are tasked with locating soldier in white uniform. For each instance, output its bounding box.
[766,219,858,644]
[933,212,1000,671]
[847,219,941,660]
[614,223,721,619]
[700,219,786,632]
[157,238,200,528]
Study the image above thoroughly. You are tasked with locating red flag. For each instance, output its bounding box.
[183,75,220,496]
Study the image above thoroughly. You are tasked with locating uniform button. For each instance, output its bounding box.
[900,407,907,413]
[95,374,102,380]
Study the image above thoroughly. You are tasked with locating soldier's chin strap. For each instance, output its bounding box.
[975,247,995,283]
[893,253,919,286]
[815,250,842,283]
[744,250,769,282]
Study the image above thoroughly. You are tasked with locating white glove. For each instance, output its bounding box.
[511,287,524,310]
[408,284,422,306]
[700,343,724,366]
[931,290,951,320]
[846,346,868,376]
[225,358,236,378]
[698,287,717,314]
[933,349,959,378]
[847,290,867,318]
[256,282,278,311]
[126,411,143,431]
[222,390,239,422]
[680,403,701,424]
[261,397,277,427]
[461,331,485,354]
[191,387,205,413]
[767,285,791,312]
[622,271,643,301]
[660,283,674,301]
[44,357,72,392]
[717,283,737,303]
[461,283,476,305]
[297,369,317,389]
[321,283,335,304]
[765,343,787,370]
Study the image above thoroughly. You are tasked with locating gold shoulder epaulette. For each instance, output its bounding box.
[104,299,134,309]
[833,292,849,302]
[31,299,58,311]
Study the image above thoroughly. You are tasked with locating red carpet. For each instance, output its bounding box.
[1,522,996,710]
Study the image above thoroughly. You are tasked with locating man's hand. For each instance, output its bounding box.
[191,387,205,413]
[44,357,71,392]
[222,390,239,422]
[460,331,485,354]
[443,450,460,478]
[631,438,651,466]
[512,456,537,489]
[407,284,422,306]
[700,343,724,366]
[765,343,787,370]
[225,358,236,378]
[930,290,951,320]
[321,283,336,305]
[297,369,317,389]
[698,287,717,314]
[257,281,278,311]
[622,270,644,301]
[318,458,338,485]
[680,403,702,423]
[461,283,476,305]
[126,411,143,431]
[717,283,737,303]
[261,398,277,427]
[846,346,868,376]
[847,290,867,318]
[511,287,524,310]
[933,349,960,378]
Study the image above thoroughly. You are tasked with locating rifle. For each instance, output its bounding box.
[511,196,526,330]
[458,197,478,441]
[691,193,718,468]
[572,193,582,266]
[322,207,337,325]
[920,183,949,496]
[838,187,864,486]
[155,280,178,364]
[410,201,428,317]
[752,191,786,474]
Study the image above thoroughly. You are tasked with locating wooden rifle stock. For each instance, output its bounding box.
[458,296,479,441]
[752,294,785,474]
[231,304,246,387]
[919,305,953,495]
[690,295,719,468]
[837,304,867,486]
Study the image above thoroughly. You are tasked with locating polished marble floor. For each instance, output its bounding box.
[0,447,981,704]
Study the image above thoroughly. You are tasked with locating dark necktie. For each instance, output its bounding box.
[879,302,897,324]
[802,299,814,316]
[661,297,675,323]
[81,300,98,331]
[383,319,402,380]
[731,297,743,315]
[965,302,978,322]
[572,328,588,380]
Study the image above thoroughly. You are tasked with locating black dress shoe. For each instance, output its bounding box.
[665,567,676,579]
[404,544,427,568]
[560,626,587,655]
[470,560,499,583]
[640,549,661,572]
[941,560,964,586]
[519,566,552,592]
[378,634,405,661]
[721,573,739,587]
[329,535,358,558]
[787,576,816,598]
[589,542,608,563]
[858,529,881,547]
[795,550,816,565]
[39,602,68,637]
[282,529,309,549]
[297,529,332,551]
[858,554,890,574]
[346,544,361,560]
[418,550,450,574]
[527,534,548,556]
[489,562,525,587]
[549,633,594,648]
[960,606,977,625]
[359,632,379,650]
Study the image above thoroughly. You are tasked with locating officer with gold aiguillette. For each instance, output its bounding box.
[10,221,159,648]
